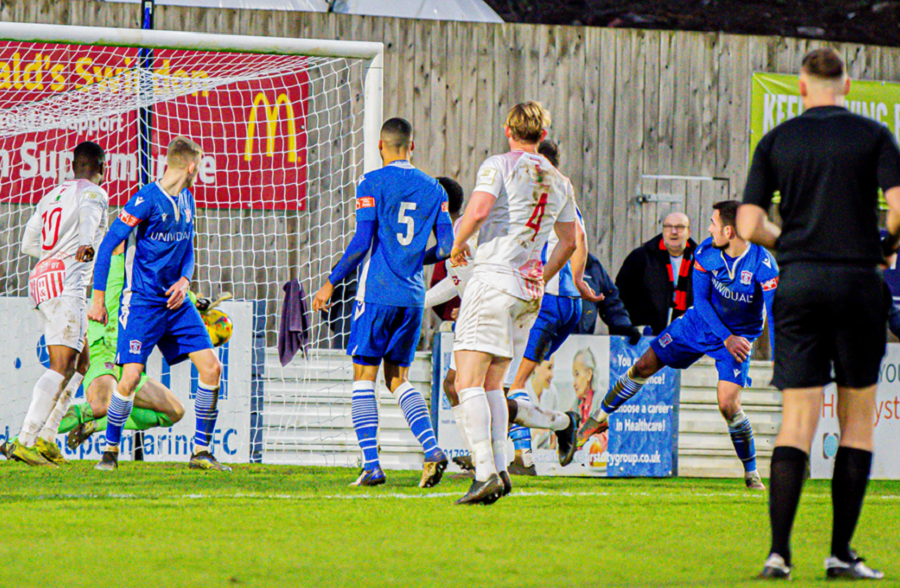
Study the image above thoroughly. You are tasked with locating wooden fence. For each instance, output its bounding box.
[3,1,900,345]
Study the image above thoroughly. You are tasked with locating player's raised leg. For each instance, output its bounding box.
[587,346,665,446]
[717,380,764,490]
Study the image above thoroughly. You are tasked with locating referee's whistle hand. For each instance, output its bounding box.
[725,334,752,363]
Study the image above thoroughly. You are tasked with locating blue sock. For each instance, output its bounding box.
[508,390,532,452]
[601,366,646,414]
[352,381,380,470]
[105,392,134,449]
[396,382,440,459]
[728,410,757,472]
[193,381,219,450]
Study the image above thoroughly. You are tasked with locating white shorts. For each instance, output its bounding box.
[454,275,540,360]
[34,295,87,352]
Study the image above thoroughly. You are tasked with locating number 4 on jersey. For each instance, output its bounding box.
[526,193,549,241]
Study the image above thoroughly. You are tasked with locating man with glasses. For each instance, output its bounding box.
[616,212,697,335]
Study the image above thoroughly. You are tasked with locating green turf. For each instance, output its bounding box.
[1,460,898,587]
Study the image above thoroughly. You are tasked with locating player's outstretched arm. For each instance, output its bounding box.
[88,218,134,325]
[543,220,577,285]
[312,220,376,311]
[20,211,42,258]
[425,274,458,309]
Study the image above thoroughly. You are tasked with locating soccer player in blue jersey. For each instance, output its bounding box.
[87,136,228,472]
[312,118,454,488]
[595,200,778,489]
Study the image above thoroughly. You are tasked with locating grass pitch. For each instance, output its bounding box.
[1,461,898,587]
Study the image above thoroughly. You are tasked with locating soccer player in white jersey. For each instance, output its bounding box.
[450,102,578,504]
[426,207,583,474]
[6,142,109,466]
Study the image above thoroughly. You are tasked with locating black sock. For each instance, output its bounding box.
[831,446,873,562]
[769,446,809,566]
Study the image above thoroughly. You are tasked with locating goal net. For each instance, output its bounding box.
[0,23,401,468]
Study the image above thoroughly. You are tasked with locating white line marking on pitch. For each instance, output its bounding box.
[6,490,898,502]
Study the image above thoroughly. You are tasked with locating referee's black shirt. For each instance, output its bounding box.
[743,105,900,266]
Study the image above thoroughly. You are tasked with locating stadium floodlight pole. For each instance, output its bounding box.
[0,21,385,172]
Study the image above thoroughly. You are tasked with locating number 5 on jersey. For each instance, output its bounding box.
[397,202,416,245]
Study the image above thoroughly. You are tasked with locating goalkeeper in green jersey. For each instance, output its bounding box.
[62,242,186,452]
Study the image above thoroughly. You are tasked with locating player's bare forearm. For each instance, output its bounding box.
[736,204,779,250]
[543,221,577,284]
[570,223,589,282]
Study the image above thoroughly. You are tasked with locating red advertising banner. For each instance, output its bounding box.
[0,42,309,210]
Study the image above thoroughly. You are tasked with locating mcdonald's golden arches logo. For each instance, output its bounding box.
[244,92,298,162]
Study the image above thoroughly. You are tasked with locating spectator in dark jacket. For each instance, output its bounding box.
[616,212,697,335]
[575,253,642,344]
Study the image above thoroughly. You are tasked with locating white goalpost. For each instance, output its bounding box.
[0,22,408,468]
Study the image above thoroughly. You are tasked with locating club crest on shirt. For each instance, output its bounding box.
[130,340,142,354]
[741,270,753,285]
[184,208,192,224]
[659,333,672,347]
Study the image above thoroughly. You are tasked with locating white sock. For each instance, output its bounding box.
[450,404,473,454]
[19,370,65,446]
[513,397,571,431]
[485,389,509,474]
[39,372,83,442]
[458,386,496,481]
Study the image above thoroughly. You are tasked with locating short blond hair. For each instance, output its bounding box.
[166,136,203,169]
[505,101,551,144]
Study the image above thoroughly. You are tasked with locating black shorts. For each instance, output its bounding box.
[772,263,890,390]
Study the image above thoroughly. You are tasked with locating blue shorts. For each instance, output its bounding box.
[348,301,423,368]
[116,298,213,366]
[524,295,582,363]
[649,309,752,387]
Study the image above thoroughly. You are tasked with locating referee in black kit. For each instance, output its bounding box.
[737,48,900,581]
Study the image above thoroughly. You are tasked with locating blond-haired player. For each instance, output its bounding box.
[450,102,578,504]
[4,141,109,466]
[88,136,227,471]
